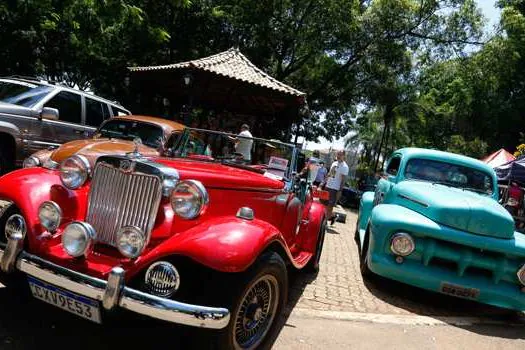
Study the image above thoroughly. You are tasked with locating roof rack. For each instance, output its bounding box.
[6,75,60,85]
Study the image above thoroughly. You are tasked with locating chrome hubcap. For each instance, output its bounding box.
[234,275,279,349]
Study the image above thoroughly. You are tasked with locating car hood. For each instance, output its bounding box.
[394,181,514,239]
[0,101,33,116]
[154,158,285,191]
[49,138,158,166]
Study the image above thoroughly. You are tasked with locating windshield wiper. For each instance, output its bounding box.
[460,187,488,195]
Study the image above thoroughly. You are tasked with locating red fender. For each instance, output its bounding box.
[136,216,292,273]
[0,168,88,252]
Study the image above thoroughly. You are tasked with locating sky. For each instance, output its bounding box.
[305,0,502,151]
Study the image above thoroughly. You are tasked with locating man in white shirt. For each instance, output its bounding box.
[325,150,349,225]
[234,124,253,162]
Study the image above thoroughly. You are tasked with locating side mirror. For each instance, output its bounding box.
[40,107,59,121]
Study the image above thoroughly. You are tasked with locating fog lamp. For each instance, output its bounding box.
[117,226,145,258]
[38,201,62,232]
[5,214,26,240]
[390,232,415,257]
[145,261,180,297]
[62,222,96,258]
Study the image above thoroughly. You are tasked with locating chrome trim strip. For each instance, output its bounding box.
[0,244,230,329]
[397,194,429,208]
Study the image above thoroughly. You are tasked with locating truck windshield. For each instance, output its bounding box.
[173,128,297,180]
[405,158,494,195]
[0,81,53,107]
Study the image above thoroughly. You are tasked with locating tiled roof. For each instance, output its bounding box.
[129,48,305,97]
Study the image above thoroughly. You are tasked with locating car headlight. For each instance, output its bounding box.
[390,232,415,257]
[5,214,27,240]
[145,261,180,297]
[170,180,209,219]
[23,156,40,168]
[38,201,62,232]
[117,226,145,258]
[60,155,90,190]
[62,221,96,258]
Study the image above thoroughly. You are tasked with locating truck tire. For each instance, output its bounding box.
[359,230,373,278]
[218,252,287,350]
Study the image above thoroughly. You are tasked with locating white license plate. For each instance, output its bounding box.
[28,277,102,323]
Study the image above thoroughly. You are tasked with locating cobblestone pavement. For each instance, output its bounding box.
[288,207,522,319]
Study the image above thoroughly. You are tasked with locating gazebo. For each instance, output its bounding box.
[128,48,306,139]
[482,148,516,168]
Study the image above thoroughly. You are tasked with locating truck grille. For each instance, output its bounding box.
[86,162,162,247]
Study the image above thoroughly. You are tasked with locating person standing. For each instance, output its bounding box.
[233,124,253,162]
[325,150,349,225]
[314,161,327,186]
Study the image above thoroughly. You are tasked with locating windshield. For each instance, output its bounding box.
[98,119,164,148]
[173,128,297,179]
[0,81,53,107]
[405,158,494,195]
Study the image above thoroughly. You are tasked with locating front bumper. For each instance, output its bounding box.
[0,236,230,329]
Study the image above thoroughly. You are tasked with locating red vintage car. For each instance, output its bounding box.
[0,128,326,349]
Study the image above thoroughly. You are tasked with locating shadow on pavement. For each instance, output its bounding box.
[263,269,319,349]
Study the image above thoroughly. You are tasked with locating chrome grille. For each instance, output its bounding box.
[86,162,162,247]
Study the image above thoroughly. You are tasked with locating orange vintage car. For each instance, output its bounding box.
[23,115,186,169]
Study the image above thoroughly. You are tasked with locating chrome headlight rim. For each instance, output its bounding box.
[5,214,27,240]
[390,232,415,257]
[517,265,525,286]
[38,201,62,233]
[145,261,181,297]
[170,180,209,219]
[59,155,91,190]
[116,225,146,259]
[23,156,40,168]
[61,221,96,258]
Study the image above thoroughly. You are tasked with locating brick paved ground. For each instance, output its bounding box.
[288,207,521,319]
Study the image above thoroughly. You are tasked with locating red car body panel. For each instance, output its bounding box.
[0,157,325,281]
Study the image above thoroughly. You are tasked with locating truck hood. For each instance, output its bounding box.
[0,102,33,117]
[49,138,158,166]
[155,158,285,191]
[394,181,514,239]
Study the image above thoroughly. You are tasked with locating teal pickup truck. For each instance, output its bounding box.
[356,148,525,311]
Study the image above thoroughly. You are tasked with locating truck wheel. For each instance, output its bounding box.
[218,252,287,350]
[306,218,327,273]
[359,230,372,278]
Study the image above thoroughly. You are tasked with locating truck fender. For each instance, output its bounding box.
[139,216,293,273]
[0,121,21,138]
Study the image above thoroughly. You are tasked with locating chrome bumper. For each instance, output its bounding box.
[0,236,230,329]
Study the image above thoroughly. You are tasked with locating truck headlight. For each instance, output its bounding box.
[117,226,145,258]
[62,222,96,258]
[60,155,90,189]
[170,180,209,219]
[38,201,62,232]
[23,156,40,168]
[390,232,415,257]
[517,265,525,286]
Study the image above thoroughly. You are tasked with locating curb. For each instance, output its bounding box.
[290,308,525,326]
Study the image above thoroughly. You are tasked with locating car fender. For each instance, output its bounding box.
[358,191,375,250]
[139,216,294,273]
[0,168,88,251]
[297,200,326,254]
[0,121,21,149]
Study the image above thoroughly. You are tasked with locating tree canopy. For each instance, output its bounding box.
[2,0,521,161]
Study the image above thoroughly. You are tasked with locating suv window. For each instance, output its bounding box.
[86,98,109,127]
[386,156,401,176]
[0,81,53,107]
[44,91,81,124]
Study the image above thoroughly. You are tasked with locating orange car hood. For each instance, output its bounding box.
[50,138,158,165]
